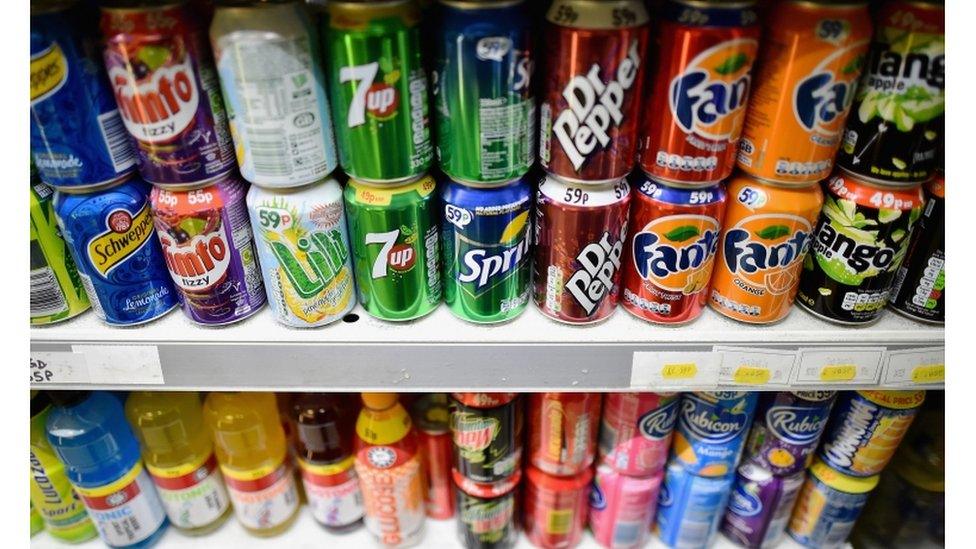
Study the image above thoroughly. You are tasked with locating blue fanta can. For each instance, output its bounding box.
[672,391,759,477]
[30,1,135,188]
[46,391,168,548]
[655,460,736,549]
[53,177,178,325]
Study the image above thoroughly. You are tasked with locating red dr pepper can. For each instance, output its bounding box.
[412,393,455,520]
[638,0,760,185]
[539,0,650,183]
[533,174,631,324]
[523,464,594,549]
[527,393,602,477]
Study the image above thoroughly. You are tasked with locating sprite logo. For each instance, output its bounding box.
[452,412,500,456]
[454,211,529,296]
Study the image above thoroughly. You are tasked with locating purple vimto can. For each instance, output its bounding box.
[744,391,837,476]
[721,462,805,549]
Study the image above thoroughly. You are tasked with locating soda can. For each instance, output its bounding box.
[100,1,236,186]
[210,0,338,188]
[621,177,727,324]
[787,458,880,549]
[672,391,758,477]
[538,0,650,184]
[655,461,735,549]
[888,175,944,324]
[324,0,433,183]
[433,0,535,184]
[450,393,523,484]
[30,1,136,189]
[413,393,455,520]
[523,464,593,549]
[638,0,760,186]
[533,175,631,324]
[53,176,179,326]
[709,174,823,324]
[589,464,664,549]
[744,391,837,476]
[30,177,90,325]
[721,462,805,549]
[344,175,442,321]
[737,1,872,185]
[527,392,601,477]
[796,171,925,325]
[837,1,944,185]
[453,468,521,549]
[441,177,532,324]
[598,392,679,477]
[150,173,266,325]
[819,390,925,478]
[247,177,357,328]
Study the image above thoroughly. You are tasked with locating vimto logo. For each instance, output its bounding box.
[110,57,200,143]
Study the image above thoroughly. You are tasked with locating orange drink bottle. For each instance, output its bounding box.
[709,174,823,323]
[736,0,872,184]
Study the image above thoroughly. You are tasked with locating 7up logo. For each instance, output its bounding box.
[340,62,401,127]
[367,229,416,278]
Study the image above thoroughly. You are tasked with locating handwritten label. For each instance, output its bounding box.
[717,347,797,387]
[734,366,771,385]
[29,352,89,384]
[819,364,857,381]
[911,364,944,384]
[794,348,885,385]
[71,345,164,385]
[662,363,697,380]
[883,347,945,387]
[631,351,719,389]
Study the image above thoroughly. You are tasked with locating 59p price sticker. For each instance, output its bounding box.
[30,352,89,384]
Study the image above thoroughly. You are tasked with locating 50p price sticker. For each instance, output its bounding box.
[883,347,945,387]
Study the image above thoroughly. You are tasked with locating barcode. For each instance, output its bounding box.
[98,110,136,172]
[249,129,291,176]
[78,273,105,318]
[31,268,68,317]
[613,521,641,545]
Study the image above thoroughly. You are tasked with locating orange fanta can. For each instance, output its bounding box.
[736,1,872,184]
[709,175,823,323]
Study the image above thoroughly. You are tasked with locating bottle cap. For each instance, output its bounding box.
[361,393,398,410]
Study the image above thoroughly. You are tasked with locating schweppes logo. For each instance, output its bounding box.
[87,205,155,277]
[30,42,68,103]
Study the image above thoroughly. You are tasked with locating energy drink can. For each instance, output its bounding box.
[889,174,945,324]
[450,393,523,484]
[453,468,521,549]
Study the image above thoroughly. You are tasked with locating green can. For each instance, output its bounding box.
[325,0,433,183]
[30,177,89,325]
[344,175,442,320]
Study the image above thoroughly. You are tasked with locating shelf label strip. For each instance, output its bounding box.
[30,352,89,384]
[71,345,165,385]
[793,347,885,385]
[630,350,719,390]
[883,347,945,386]
[716,347,798,388]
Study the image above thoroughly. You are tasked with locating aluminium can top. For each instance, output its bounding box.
[545,0,650,29]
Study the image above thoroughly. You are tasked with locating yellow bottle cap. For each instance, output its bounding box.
[361,392,398,410]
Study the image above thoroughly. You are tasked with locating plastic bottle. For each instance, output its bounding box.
[45,391,168,548]
[203,392,299,536]
[355,392,426,547]
[125,392,232,535]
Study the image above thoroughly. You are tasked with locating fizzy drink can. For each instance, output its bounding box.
[796,171,925,325]
[523,464,593,549]
[344,175,442,321]
[744,391,836,476]
[533,175,630,324]
[598,392,679,477]
[450,393,523,484]
[150,173,266,325]
[210,0,338,188]
[654,460,735,549]
[588,464,664,549]
[453,468,521,549]
[672,391,758,478]
[101,1,236,186]
[434,0,535,184]
[721,462,805,549]
[53,176,179,326]
[539,0,650,183]
[527,392,601,477]
[325,0,433,183]
[247,177,357,327]
[737,1,872,185]
[31,1,136,189]
[889,175,944,323]
[787,458,880,548]
[638,0,759,186]
[413,393,455,520]
[441,177,532,324]
[621,177,727,324]
[837,0,944,185]
[709,174,823,324]
[818,390,925,478]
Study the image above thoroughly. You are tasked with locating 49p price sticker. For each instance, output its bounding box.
[631,351,720,390]
[883,347,945,387]
[30,352,89,384]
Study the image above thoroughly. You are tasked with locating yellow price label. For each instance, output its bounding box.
[911,363,944,384]
[733,365,771,385]
[820,364,857,382]
[662,363,697,380]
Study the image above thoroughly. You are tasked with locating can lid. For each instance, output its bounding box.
[361,393,399,410]
[50,172,136,195]
[809,458,880,493]
[451,393,518,408]
[453,468,522,498]
[150,169,239,192]
[857,390,926,410]
[545,0,649,30]
[525,464,594,491]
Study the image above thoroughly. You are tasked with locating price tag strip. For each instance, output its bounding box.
[883,347,945,387]
[631,351,720,390]
[30,345,164,386]
[715,347,798,388]
[793,347,885,386]
[30,352,90,384]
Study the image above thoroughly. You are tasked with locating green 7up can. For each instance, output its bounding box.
[325,0,433,183]
[344,175,442,321]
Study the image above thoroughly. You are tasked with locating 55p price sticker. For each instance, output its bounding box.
[30,352,89,384]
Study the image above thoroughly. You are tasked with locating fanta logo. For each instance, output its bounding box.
[634,216,719,292]
[795,71,855,132]
[452,413,499,452]
[458,237,529,292]
[366,446,398,469]
[110,57,199,143]
[679,397,749,443]
[87,205,155,277]
[461,499,513,534]
[722,216,812,295]
[812,221,894,274]
[822,398,875,468]
[30,42,68,103]
[669,38,757,140]
[766,406,829,446]
[728,485,762,517]
[159,222,231,292]
[588,481,606,510]
[568,227,625,316]
[638,400,678,440]
[366,82,398,118]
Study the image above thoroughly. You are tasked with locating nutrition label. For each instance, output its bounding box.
[479,99,535,180]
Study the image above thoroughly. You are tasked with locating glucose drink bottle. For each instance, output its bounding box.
[125,392,232,535]
[203,392,300,537]
[45,391,168,548]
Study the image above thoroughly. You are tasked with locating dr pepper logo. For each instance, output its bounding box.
[794,41,868,136]
[633,215,720,295]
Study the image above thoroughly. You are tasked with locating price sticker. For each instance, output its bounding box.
[631,351,719,389]
[71,345,164,385]
[794,348,885,385]
[883,347,945,387]
[29,352,89,385]
[717,347,797,387]
[734,366,771,385]
[819,364,857,381]
[662,363,698,380]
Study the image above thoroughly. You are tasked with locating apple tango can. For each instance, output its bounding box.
[150,174,266,325]
[523,464,593,549]
[413,393,455,520]
[787,458,880,549]
[621,176,727,325]
[598,392,679,477]
[527,392,602,477]
[453,468,521,549]
[736,0,872,185]
[654,461,735,549]
[450,393,523,484]
[31,177,90,325]
[796,171,925,325]
[588,464,664,549]
[744,391,837,476]
[889,175,944,323]
[638,0,760,186]
[709,174,823,324]
[672,391,758,478]
[533,175,631,324]
[538,0,650,183]
[721,462,805,549]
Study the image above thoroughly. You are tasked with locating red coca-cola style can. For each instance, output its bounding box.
[539,0,650,184]
[412,394,455,520]
[527,393,602,477]
[637,0,760,185]
[523,464,594,549]
[533,175,631,324]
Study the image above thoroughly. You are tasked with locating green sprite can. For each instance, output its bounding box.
[325,0,433,183]
[344,174,442,320]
